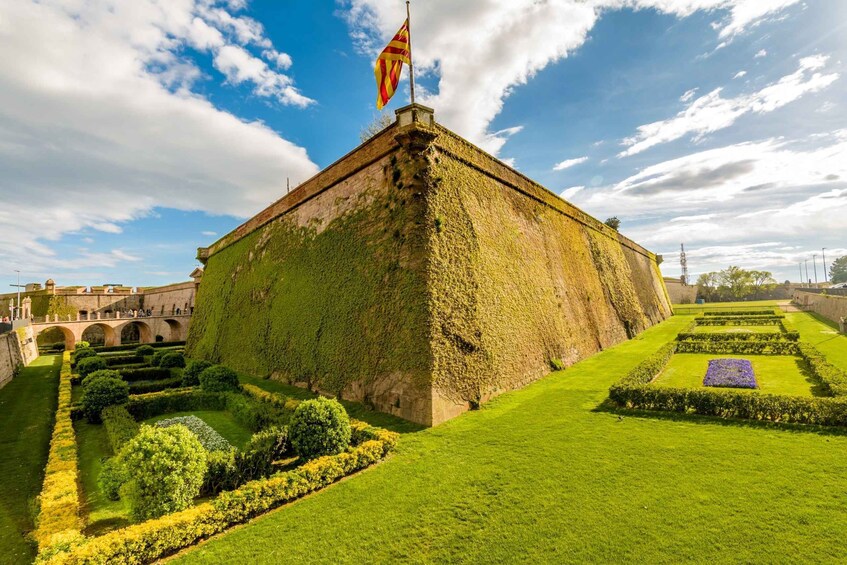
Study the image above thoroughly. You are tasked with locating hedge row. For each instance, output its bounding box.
[127,376,184,395]
[616,343,676,387]
[676,331,799,343]
[34,352,83,551]
[697,314,784,321]
[799,344,847,397]
[675,341,800,355]
[101,406,140,455]
[91,342,185,353]
[39,422,398,563]
[695,318,784,326]
[118,367,172,382]
[125,389,227,420]
[609,384,847,426]
[104,356,144,367]
[703,310,776,316]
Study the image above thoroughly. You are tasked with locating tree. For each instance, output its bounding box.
[748,270,777,297]
[696,272,720,302]
[718,266,753,299]
[830,256,847,284]
[604,217,621,231]
[359,112,393,143]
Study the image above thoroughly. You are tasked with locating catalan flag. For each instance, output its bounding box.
[374,19,411,110]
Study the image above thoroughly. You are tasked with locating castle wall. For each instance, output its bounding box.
[0,326,38,389]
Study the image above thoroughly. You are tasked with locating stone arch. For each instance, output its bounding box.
[36,325,75,350]
[81,323,118,347]
[117,320,153,344]
[163,319,183,341]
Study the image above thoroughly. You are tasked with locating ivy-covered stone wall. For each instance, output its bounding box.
[188,112,671,425]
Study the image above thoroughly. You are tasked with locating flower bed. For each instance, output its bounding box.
[703,359,757,389]
[155,415,232,452]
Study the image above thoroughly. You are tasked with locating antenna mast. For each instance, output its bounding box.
[680,243,689,286]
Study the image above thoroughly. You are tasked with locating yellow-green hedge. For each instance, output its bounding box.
[35,352,83,551]
[39,388,398,564]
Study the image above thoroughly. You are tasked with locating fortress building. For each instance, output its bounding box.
[189,105,672,426]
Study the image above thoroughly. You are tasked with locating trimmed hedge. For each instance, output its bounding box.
[799,344,847,397]
[118,367,172,382]
[105,355,144,367]
[675,341,800,355]
[82,378,130,423]
[136,345,155,357]
[695,317,784,326]
[616,343,676,387]
[127,376,185,395]
[703,310,776,316]
[76,357,107,378]
[159,352,186,369]
[92,341,185,353]
[101,406,140,455]
[201,427,290,495]
[198,365,240,393]
[34,352,83,551]
[39,419,398,564]
[182,359,213,387]
[676,331,800,343]
[290,397,351,459]
[126,389,228,421]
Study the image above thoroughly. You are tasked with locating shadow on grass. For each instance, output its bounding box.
[593,398,847,438]
[796,358,830,397]
[806,311,840,332]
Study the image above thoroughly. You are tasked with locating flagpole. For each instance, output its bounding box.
[406,0,416,104]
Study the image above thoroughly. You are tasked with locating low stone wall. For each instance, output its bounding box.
[793,291,847,332]
[0,325,38,389]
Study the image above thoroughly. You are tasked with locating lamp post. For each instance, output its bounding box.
[9,270,22,320]
[812,254,818,285]
[799,262,803,286]
[822,248,828,283]
[805,260,809,287]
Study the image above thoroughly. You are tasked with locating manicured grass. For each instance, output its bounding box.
[144,411,254,449]
[172,312,847,564]
[652,353,820,396]
[75,419,131,535]
[788,312,847,372]
[0,355,59,564]
[692,324,781,333]
[673,300,781,314]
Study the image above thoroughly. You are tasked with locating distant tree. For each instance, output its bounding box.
[718,266,753,299]
[604,217,621,231]
[359,112,394,143]
[696,272,720,302]
[748,270,777,297]
[830,256,847,284]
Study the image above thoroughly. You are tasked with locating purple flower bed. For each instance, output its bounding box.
[703,358,757,389]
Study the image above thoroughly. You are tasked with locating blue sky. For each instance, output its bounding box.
[1,0,845,292]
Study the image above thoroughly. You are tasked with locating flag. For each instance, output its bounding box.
[374,19,411,110]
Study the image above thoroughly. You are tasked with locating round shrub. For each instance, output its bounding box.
[98,457,127,501]
[118,425,207,520]
[72,348,96,364]
[82,377,129,423]
[159,351,186,369]
[75,341,91,350]
[150,350,167,367]
[76,355,107,378]
[289,397,351,459]
[198,365,240,393]
[81,369,121,390]
[135,344,155,356]
[182,359,213,387]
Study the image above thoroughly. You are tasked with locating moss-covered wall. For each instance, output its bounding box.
[189,112,671,426]
[188,145,436,423]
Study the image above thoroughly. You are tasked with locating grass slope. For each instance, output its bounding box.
[173,313,847,563]
[653,353,818,396]
[0,355,59,564]
[788,312,847,372]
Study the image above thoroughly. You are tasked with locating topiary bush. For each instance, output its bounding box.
[99,457,127,501]
[81,369,122,390]
[82,377,130,423]
[116,425,207,520]
[76,355,107,378]
[150,350,168,367]
[199,365,240,393]
[75,341,91,350]
[136,344,155,356]
[182,359,213,387]
[72,348,96,365]
[289,397,351,459]
[159,351,186,369]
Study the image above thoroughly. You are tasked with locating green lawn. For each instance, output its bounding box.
[673,300,781,315]
[0,355,59,564]
[692,325,781,334]
[144,411,254,449]
[652,353,821,396]
[787,312,847,373]
[172,312,847,564]
[75,420,131,535]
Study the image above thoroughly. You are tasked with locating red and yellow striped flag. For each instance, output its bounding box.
[374,19,411,110]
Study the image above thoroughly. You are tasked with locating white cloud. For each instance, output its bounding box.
[755,48,768,58]
[560,185,585,199]
[680,88,699,102]
[0,1,320,274]
[344,0,801,154]
[553,156,589,171]
[619,55,838,157]
[733,70,747,79]
[201,231,218,237]
[262,49,293,70]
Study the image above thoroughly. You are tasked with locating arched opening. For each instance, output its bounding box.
[81,323,118,347]
[163,319,183,341]
[118,320,153,344]
[36,326,75,351]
